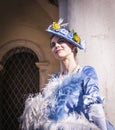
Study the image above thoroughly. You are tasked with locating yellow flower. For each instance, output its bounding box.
[52,22,60,30]
[73,33,81,43]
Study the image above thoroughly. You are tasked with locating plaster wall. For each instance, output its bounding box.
[66,0,115,125]
[0,0,59,82]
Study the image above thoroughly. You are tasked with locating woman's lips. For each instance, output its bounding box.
[55,49,63,54]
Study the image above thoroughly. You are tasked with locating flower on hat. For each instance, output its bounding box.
[51,18,68,30]
[52,22,60,30]
[73,33,81,44]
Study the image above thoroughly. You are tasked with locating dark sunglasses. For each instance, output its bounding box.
[50,38,68,48]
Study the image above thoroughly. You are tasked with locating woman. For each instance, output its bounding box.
[21,19,114,130]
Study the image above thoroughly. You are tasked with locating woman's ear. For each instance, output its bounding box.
[71,45,76,51]
[72,45,78,53]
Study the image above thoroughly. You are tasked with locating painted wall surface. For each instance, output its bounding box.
[67,0,115,125]
[0,0,59,78]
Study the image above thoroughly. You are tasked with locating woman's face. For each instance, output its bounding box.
[50,35,74,60]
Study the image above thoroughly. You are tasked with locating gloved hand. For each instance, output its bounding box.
[88,104,107,130]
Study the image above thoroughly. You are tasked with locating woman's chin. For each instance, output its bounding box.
[55,55,65,60]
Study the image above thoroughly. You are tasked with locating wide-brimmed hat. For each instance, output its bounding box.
[46,18,85,50]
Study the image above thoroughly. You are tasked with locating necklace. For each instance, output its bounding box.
[61,65,80,75]
[71,65,80,73]
[71,66,78,72]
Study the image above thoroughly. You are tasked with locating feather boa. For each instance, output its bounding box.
[21,72,99,130]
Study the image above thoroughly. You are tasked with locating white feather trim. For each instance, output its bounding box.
[21,74,100,130]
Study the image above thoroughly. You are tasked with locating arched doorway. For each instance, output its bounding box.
[0,47,39,130]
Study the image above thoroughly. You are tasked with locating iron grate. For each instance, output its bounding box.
[0,47,39,130]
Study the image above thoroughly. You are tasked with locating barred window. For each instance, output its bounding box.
[0,47,39,130]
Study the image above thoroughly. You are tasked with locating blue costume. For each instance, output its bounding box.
[21,66,114,130]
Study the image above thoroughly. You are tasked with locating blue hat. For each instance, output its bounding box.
[46,18,85,50]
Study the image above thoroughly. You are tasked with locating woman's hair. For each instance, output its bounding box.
[50,34,55,40]
[74,47,78,54]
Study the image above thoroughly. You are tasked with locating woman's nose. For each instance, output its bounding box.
[50,42,61,48]
[55,43,61,49]
[55,42,60,47]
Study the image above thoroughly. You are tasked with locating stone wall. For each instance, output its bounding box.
[59,0,115,125]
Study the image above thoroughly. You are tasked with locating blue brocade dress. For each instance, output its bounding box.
[21,66,114,130]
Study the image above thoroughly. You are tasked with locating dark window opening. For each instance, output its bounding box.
[0,47,39,130]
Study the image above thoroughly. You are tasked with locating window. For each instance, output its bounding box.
[0,47,39,130]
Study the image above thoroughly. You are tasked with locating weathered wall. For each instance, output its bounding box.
[66,0,115,125]
[0,0,59,81]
